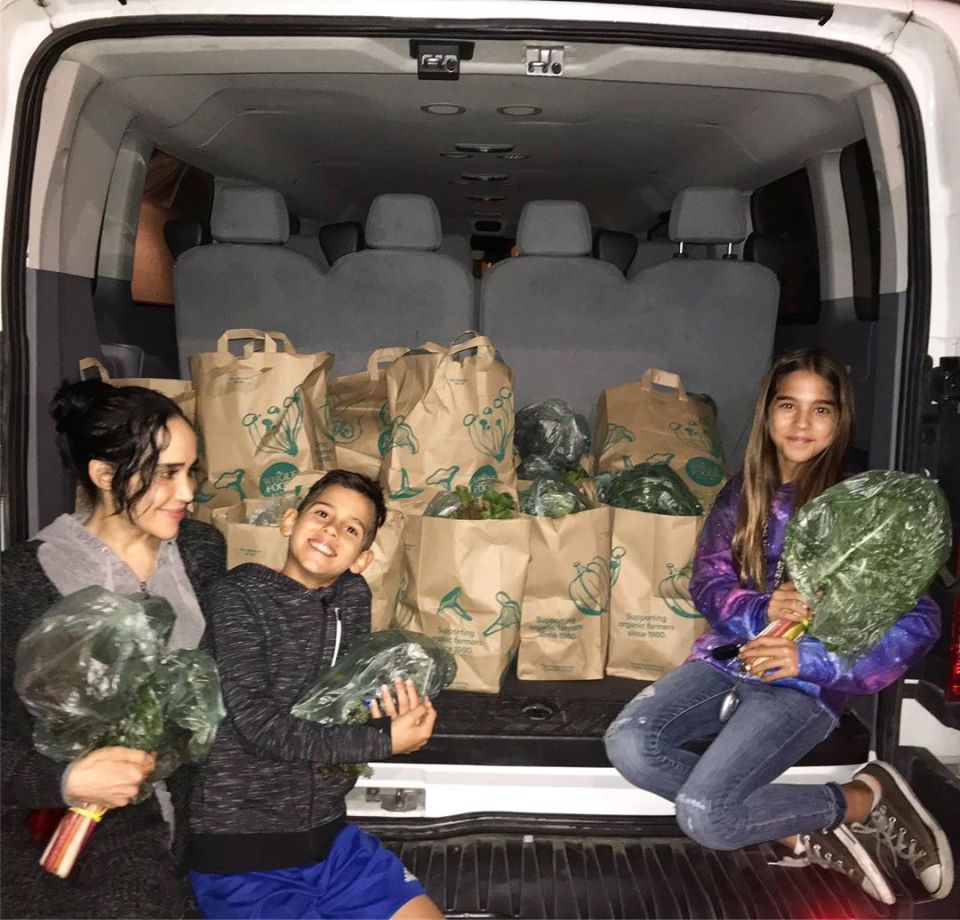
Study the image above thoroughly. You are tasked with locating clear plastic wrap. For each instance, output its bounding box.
[424,486,517,519]
[514,400,591,470]
[603,463,703,516]
[247,494,300,526]
[783,470,952,658]
[519,476,592,517]
[15,586,224,794]
[291,629,457,725]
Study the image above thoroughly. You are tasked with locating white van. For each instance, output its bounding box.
[2,1,958,915]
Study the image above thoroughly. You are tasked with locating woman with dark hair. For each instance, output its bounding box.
[1,379,226,918]
[604,349,952,906]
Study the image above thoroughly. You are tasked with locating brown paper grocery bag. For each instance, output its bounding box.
[595,369,726,511]
[397,514,532,693]
[518,506,612,681]
[382,336,517,513]
[606,507,706,681]
[190,330,334,510]
[362,509,406,632]
[78,357,195,421]
[210,498,289,570]
[324,347,408,479]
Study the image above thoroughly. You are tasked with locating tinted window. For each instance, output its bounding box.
[748,168,821,324]
[840,139,881,321]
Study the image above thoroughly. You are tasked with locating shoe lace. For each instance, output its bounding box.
[795,835,859,881]
[851,805,927,874]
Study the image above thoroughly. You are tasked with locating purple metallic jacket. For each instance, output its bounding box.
[687,475,941,718]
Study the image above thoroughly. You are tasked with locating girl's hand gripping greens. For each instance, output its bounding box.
[767,581,810,624]
[368,677,437,755]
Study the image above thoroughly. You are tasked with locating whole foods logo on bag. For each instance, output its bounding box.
[657,562,702,619]
[259,461,299,498]
[669,419,725,487]
[242,388,305,458]
[462,387,514,461]
[568,547,625,616]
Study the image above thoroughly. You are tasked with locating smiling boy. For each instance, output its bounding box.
[187,470,442,919]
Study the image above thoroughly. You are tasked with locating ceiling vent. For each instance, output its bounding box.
[497,105,542,117]
[474,219,503,234]
[467,194,506,202]
[461,174,508,183]
[421,104,466,116]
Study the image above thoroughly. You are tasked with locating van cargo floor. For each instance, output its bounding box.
[406,665,871,768]
[379,830,948,919]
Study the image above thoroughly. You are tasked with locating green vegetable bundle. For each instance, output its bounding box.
[15,586,224,798]
[292,629,456,778]
[425,485,517,519]
[784,470,951,658]
[603,463,703,516]
[520,476,592,517]
[514,399,591,472]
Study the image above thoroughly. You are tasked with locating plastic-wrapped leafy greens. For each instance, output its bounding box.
[424,486,516,520]
[247,494,300,526]
[520,476,592,517]
[515,400,591,471]
[15,586,224,795]
[292,629,457,725]
[603,463,703,516]
[517,454,562,481]
[783,470,951,659]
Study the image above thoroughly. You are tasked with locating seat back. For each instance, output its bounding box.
[480,200,628,418]
[321,194,474,374]
[593,230,638,275]
[174,186,326,373]
[627,187,780,462]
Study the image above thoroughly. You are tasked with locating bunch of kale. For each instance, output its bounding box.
[784,470,951,658]
[15,586,224,798]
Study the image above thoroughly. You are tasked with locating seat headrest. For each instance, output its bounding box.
[593,230,638,274]
[320,221,365,265]
[669,187,746,244]
[365,194,442,251]
[164,218,211,259]
[517,201,592,256]
[211,187,290,244]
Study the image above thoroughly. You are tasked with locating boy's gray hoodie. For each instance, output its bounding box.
[187,563,393,874]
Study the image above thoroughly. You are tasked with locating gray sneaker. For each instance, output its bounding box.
[851,760,954,900]
[785,825,896,905]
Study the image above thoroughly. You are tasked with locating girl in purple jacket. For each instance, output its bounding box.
[605,348,952,905]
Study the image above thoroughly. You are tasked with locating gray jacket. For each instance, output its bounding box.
[187,564,392,874]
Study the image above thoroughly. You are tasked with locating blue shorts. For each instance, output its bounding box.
[189,824,426,919]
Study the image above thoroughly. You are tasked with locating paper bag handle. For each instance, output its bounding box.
[366,347,409,381]
[444,333,495,362]
[218,329,297,355]
[78,357,111,381]
[640,368,688,400]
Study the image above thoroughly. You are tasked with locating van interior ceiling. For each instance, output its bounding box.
[25,34,905,533]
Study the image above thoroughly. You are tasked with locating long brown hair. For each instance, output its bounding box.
[732,349,854,587]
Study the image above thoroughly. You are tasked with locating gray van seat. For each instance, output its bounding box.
[321,194,474,374]
[480,200,628,418]
[593,230,638,275]
[164,218,210,259]
[319,221,364,266]
[174,186,326,373]
[627,187,780,461]
[626,239,677,277]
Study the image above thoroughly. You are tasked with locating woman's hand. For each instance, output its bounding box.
[389,698,437,755]
[766,582,810,624]
[63,747,156,808]
[739,636,800,682]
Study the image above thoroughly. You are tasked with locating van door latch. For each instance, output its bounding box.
[365,787,424,812]
[411,41,474,81]
[526,46,564,77]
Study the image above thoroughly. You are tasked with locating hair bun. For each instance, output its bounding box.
[51,378,113,435]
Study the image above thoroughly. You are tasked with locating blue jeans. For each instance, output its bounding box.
[604,660,847,850]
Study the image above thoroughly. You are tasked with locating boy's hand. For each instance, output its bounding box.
[389,698,437,755]
[368,678,420,720]
[739,636,800,681]
[767,582,810,624]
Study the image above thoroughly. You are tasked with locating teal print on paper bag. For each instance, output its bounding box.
[260,461,299,498]
[316,394,363,446]
[659,562,702,619]
[469,464,500,497]
[388,469,424,502]
[463,387,514,462]
[194,469,246,505]
[685,456,725,487]
[438,586,472,622]
[567,547,625,617]
[427,466,460,491]
[394,575,415,628]
[601,423,635,454]
[242,388,304,457]
[378,416,419,457]
[670,419,723,460]
[483,591,521,636]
